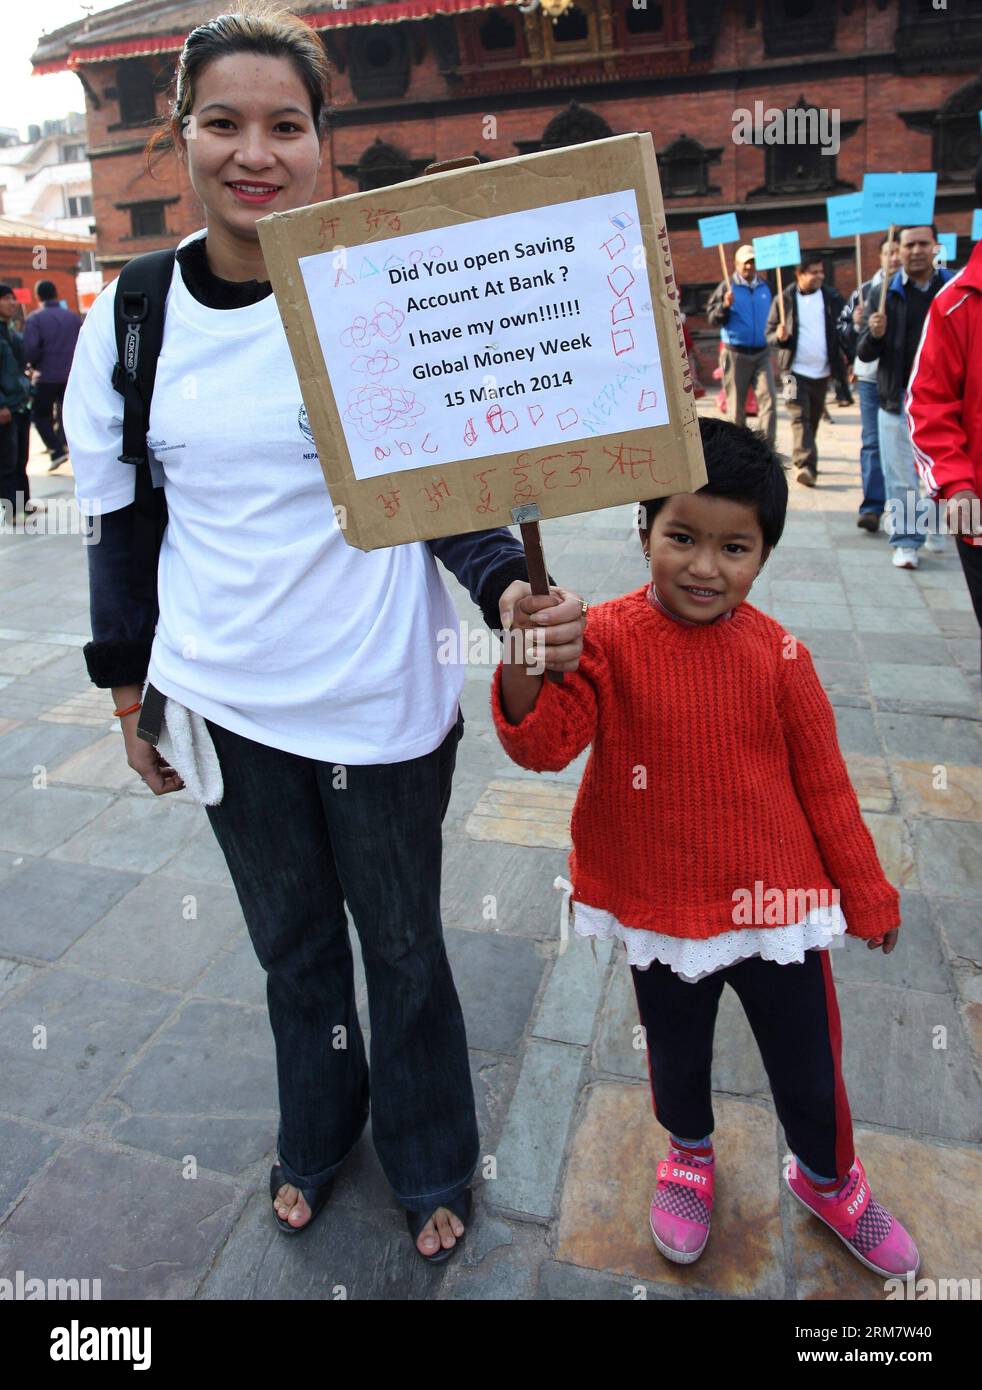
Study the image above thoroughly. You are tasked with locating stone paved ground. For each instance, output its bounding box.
[0,400,979,1301]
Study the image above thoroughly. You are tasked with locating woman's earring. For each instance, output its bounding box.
[643,551,650,564]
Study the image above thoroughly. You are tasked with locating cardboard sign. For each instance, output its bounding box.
[698,212,740,249]
[256,134,705,551]
[752,230,801,270]
[826,192,878,239]
[937,232,958,264]
[862,173,937,230]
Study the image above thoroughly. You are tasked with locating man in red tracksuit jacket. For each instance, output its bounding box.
[906,156,982,662]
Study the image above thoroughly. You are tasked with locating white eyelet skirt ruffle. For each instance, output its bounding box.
[569,897,847,983]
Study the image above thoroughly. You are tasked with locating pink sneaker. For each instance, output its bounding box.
[784,1155,920,1278]
[649,1148,714,1264]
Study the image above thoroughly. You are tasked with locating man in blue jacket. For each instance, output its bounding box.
[705,243,776,445]
[22,279,82,470]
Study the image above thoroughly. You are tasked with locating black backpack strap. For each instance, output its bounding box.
[111,248,177,601]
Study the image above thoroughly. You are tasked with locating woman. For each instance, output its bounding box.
[63,5,585,1262]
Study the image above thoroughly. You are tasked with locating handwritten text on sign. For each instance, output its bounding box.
[298,190,667,481]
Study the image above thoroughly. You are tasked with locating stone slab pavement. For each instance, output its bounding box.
[0,401,979,1301]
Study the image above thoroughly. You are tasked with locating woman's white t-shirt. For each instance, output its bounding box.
[63,229,465,764]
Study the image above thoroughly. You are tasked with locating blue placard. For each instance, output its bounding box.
[826,192,864,238]
[973,209,982,241]
[752,230,801,270]
[979,110,982,133]
[698,212,740,248]
[862,173,937,230]
[937,232,958,264]
[826,191,882,238]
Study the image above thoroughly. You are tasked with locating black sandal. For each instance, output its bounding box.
[406,1187,473,1264]
[269,1161,335,1236]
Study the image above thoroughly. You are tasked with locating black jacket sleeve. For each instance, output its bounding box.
[426,527,553,630]
[82,505,158,687]
[855,300,886,363]
[837,286,863,358]
[705,280,731,328]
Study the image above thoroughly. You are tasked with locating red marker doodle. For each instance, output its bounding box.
[612,328,636,356]
[603,441,676,485]
[463,418,478,447]
[345,385,424,442]
[377,490,400,518]
[351,349,400,381]
[638,388,659,412]
[486,404,518,434]
[419,477,452,512]
[607,266,636,298]
[365,207,401,233]
[556,408,578,431]
[527,404,544,426]
[318,216,341,248]
[421,433,438,454]
[473,468,498,514]
[599,233,627,260]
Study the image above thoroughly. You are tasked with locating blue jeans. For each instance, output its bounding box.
[203,708,479,1215]
[878,406,924,550]
[857,379,885,516]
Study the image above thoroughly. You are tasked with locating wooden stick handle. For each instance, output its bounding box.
[855,234,864,309]
[718,243,730,290]
[777,265,785,327]
[878,226,893,313]
[520,520,563,685]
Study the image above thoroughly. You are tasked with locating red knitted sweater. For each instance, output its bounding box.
[490,586,900,941]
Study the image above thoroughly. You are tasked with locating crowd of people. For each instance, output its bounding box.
[0,279,81,521]
[703,184,982,631]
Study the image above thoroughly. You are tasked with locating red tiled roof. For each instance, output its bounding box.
[32,0,518,73]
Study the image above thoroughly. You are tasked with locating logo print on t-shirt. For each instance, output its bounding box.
[298,405,314,443]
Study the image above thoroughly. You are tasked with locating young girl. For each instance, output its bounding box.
[492,416,919,1279]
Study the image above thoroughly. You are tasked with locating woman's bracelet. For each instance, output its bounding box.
[113,701,142,718]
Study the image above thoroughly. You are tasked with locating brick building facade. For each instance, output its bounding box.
[31,0,982,369]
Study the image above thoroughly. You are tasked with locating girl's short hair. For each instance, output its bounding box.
[640,416,789,550]
[145,4,331,173]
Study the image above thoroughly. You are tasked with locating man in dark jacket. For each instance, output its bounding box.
[705,244,776,444]
[856,226,952,570]
[22,279,82,470]
[0,285,34,521]
[765,254,848,486]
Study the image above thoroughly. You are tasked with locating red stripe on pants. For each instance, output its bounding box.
[819,950,855,1180]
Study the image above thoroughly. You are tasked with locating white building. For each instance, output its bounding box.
[0,113,102,308]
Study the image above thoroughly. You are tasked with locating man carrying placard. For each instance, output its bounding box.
[705,244,776,445]
[856,225,952,570]
[837,236,902,532]
[766,253,848,487]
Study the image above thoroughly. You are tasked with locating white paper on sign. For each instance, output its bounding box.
[298,189,669,482]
